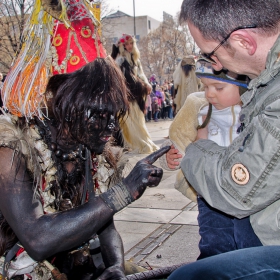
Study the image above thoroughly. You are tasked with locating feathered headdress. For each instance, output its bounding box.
[1,0,103,120]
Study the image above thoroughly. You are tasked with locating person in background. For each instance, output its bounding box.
[0,72,3,88]
[150,85,160,122]
[158,86,166,119]
[163,85,173,120]
[169,80,174,99]
[145,91,152,122]
[149,74,157,84]
[153,84,163,119]
[111,34,158,153]
[0,73,3,112]
[173,56,202,114]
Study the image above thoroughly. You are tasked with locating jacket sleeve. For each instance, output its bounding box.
[181,98,280,218]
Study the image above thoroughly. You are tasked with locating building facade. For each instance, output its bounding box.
[102,10,161,45]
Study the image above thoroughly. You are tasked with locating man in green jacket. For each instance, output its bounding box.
[168,0,280,279]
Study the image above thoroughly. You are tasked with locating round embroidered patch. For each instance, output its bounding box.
[231,163,250,185]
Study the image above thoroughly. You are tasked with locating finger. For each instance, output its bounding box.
[167,163,177,169]
[167,157,180,165]
[167,148,178,155]
[167,161,180,169]
[170,153,182,160]
[144,146,171,165]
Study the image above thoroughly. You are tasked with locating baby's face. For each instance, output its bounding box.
[201,77,241,110]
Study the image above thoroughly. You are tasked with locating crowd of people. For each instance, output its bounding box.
[145,81,175,122]
[1,0,280,279]
[0,72,3,111]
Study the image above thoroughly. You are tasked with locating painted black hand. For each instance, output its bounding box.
[123,146,171,200]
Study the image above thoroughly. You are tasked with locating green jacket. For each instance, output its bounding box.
[182,35,280,245]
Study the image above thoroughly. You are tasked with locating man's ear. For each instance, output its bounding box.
[230,31,257,55]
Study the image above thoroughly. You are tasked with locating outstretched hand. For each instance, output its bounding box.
[123,146,171,200]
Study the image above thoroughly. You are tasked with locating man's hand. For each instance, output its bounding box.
[123,146,171,200]
[166,144,182,169]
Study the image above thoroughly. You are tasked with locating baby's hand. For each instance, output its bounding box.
[166,144,182,169]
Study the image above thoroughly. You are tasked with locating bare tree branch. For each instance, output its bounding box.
[0,0,33,74]
[137,14,194,84]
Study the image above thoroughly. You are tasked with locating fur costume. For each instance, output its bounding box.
[0,112,129,278]
[173,56,202,113]
[113,34,159,154]
[160,91,208,202]
[119,102,158,154]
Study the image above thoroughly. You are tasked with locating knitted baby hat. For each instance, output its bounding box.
[195,58,248,89]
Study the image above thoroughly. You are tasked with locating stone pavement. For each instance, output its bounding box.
[114,119,200,271]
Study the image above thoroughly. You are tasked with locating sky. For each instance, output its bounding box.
[104,0,184,22]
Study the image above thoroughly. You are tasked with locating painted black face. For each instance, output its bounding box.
[75,109,118,154]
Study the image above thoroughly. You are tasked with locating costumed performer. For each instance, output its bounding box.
[0,1,170,279]
[173,56,202,114]
[111,34,159,154]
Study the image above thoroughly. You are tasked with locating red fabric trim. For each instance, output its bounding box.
[16,247,25,257]
[52,19,106,75]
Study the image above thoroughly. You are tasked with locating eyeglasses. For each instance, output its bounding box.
[200,25,257,64]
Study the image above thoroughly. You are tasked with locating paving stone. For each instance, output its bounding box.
[184,201,197,210]
[115,208,182,224]
[141,242,160,255]
[136,237,154,249]
[125,247,142,261]
[138,225,200,268]
[155,233,171,244]
[161,224,172,230]
[165,224,182,234]
[191,205,198,211]
[114,221,160,253]
[149,227,166,238]
[133,254,147,264]
[170,210,199,225]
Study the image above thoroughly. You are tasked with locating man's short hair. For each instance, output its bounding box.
[179,0,280,42]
